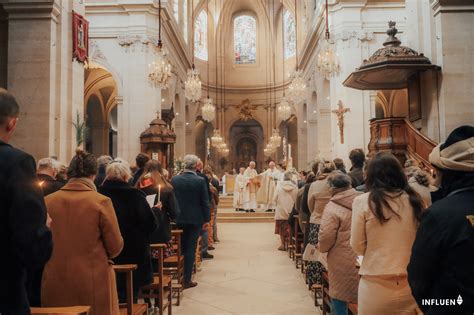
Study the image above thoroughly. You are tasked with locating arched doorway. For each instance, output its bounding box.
[84,66,118,157]
[229,119,264,171]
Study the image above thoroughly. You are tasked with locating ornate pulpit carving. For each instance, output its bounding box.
[140,117,176,171]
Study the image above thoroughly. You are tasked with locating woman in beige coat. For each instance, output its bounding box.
[42,150,123,315]
[318,172,360,315]
[351,153,424,315]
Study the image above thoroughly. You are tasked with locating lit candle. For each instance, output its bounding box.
[430,169,434,178]
[158,184,161,203]
[288,144,292,161]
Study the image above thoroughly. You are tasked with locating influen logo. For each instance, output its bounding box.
[422,295,463,306]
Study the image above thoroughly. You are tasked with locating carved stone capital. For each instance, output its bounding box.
[1,0,61,22]
[117,34,153,53]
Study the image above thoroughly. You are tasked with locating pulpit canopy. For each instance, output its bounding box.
[140,117,176,145]
[343,21,440,90]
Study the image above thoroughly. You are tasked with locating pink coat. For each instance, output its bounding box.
[318,189,360,303]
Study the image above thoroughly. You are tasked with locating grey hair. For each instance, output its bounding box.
[97,155,113,167]
[327,171,352,189]
[105,159,131,181]
[37,158,57,171]
[183,154,199,170]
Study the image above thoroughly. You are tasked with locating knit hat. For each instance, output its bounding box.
[429,125,474,172]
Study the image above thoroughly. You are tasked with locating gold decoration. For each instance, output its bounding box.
[236,99,257,121]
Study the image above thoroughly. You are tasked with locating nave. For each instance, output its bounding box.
[174,222,317,315]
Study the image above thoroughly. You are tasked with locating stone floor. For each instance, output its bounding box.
[173,222,320,315]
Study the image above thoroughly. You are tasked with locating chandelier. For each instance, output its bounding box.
[288,71,307,105]
[270,129,282,148]
[317,0,340,80]
[185,66,202,102]
[277,97,292,121]
[211,129,223,145]
[148,0,172,89]
[201,97,215,122]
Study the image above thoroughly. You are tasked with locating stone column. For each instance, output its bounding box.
[3,0,85,161]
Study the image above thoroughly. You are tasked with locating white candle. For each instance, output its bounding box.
[158,184,161,203]
[288,144,292,161]
[430,169,434,178]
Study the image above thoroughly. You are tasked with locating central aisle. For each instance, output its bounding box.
[174,222,320,315]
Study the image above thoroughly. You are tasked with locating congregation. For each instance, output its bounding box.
[1,85,474,315]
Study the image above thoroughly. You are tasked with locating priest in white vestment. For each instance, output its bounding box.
[233,167,246,211]
[243,161,259,212]
[256,161,282,212]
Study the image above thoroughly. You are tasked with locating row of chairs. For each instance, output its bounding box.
[31,230,186,315]
[284,215,358,315]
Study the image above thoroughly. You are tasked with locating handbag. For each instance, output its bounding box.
[303,244,328,268]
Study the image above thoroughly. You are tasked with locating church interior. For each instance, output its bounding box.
[0,0,473,314]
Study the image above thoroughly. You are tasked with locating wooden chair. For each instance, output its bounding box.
[348,302,358,315]
[139,244,173,315]
[112,264,148,315]
[164,229,184,305]
[288,218,296,259]
[300,221,308,274]
[293,216,304,268]
[30,306,91,315]
[322,271,331,315]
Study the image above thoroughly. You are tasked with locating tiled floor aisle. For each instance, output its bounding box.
[174,222,320,315]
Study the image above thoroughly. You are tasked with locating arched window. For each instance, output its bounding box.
[283,9,296,59]
[234,15,257,64]
[194,10,208,61]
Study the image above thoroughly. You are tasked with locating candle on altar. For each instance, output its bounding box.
[158,184,161,202]
[288,144,292,161]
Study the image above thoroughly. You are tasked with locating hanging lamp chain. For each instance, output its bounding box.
[325,0,330,40]
[158,0,162,47]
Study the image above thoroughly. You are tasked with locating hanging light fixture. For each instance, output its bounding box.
[270,129,282,148]
[201,0,215,122]
[317,0,340,80]
[211,129,223,145]
[288,0,308,105]
[277,97,292,121]
[148,0,172,89]
[185,3,202,101]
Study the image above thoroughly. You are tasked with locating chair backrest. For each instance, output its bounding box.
[150,244,167,289]
[172,229,183,258]
[113,264,138,315]
[30,306,91,315]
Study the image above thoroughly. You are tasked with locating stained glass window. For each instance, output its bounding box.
[173,0,179,22]
[283,9,296,59]
[234,15,257,64]
[183,0,188,43]
[194,10,208,61]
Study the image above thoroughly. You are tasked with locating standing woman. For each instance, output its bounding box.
[137,160,179,249]
[42,149,123,315]
[306,160,335,287]
[351,153,424,315]
[98,159,158,302]
[203,168,219,249]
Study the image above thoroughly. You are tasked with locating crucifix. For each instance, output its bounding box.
[332,100,351,144]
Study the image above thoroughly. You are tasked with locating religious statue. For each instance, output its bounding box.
[332,100,350,144]
[236,99,257,121]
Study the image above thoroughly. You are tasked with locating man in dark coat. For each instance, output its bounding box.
[98,161,158,302]
[348,148,365,188]
[0,88,53,315]
[36,157,64,197]
[172,155,210,289]
[26,158,64,306]
[131,153,150,186]
[408,125,474,315]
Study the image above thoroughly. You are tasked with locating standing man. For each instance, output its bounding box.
[233,167,246,211]
[408,126,474,315]
[172,155,210,289]
[243,161,259,212]
[0,88,53,314]
[131,153,150,186]
[257,161,282,212]
[36,158,64,197]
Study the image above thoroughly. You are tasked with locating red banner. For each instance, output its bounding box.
[72,11,89,63]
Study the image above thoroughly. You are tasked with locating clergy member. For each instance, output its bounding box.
[243,161,258,212]
[233,167,246,211]
[257,161,282,212]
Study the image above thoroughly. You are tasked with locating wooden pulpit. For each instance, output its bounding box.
[140,117,176,171]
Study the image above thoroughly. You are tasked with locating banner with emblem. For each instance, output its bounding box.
[72,11,89,63]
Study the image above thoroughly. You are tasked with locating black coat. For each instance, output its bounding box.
[172,171,210,225]
[37,174,64,197]
[140,185,179,244]
[408,172,474,315]
[99,180,158,288]
[131,168,145,186]
[94,166,107,188]
[0,140,53,315]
